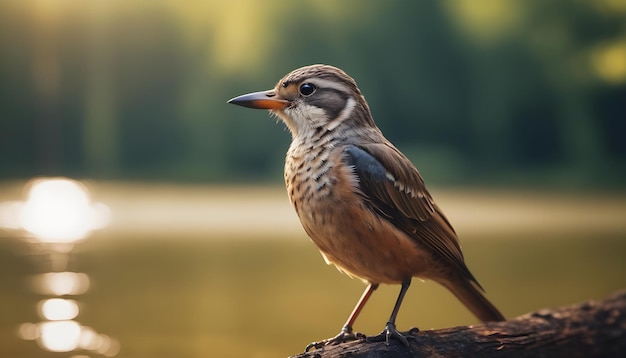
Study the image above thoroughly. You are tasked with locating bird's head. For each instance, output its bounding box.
[228,64,376,138]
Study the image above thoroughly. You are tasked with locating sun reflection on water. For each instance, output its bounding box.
[2,177,119,357]
[38,320,82,352]
[39,298,80,320]
[19,178,110,243]
[32,272,91,296]
[18,321,121,356]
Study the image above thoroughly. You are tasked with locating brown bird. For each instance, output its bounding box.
[228,64,505,350]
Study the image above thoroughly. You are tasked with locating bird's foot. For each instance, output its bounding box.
[304,326,365,352]
[366,322,414,347]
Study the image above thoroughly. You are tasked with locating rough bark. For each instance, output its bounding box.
[290,290,626,358]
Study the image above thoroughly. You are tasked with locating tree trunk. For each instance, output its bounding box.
[290,290,626,358]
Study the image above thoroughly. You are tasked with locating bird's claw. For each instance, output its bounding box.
[366,322,412,347]
[305,328,365,352]
[384,322,409,346]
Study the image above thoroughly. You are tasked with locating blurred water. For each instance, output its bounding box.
[4,181,623,238]
[0,181,625,358]
[0,178,117,357]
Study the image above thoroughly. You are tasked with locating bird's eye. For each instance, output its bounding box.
[299,83,316,96]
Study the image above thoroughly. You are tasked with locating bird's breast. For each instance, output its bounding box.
[284,141,343,216]
[284,142,432,284]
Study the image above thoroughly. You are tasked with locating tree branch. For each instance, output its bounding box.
[290,290,626,358]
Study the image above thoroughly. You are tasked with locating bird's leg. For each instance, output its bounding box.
[368,278,412,346]
[305,283,379,352]
[341,282,379,335]
[384,278,411,346]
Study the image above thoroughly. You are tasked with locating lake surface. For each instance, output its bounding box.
[1,181,624,357]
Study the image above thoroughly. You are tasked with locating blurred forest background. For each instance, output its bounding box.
[1,0,625,188]
[1,1,626,358]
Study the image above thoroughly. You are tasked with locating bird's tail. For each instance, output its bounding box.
[441,276,505,322]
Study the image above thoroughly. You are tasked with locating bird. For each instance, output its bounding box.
[227,64,505,350]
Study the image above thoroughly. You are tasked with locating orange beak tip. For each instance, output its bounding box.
[227,91,289,110]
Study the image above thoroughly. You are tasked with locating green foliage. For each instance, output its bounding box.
[0,0,624,188]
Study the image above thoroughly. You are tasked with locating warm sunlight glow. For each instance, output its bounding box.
[166,1,280,73]
[79,327,120,357]
[595,0,626,13]
[20,321,119,356]
[38,320,81,352]
[17,178,110,243]
[0,201,22,229]
[77,326,100,351]
[592,41,626,84]
[17,323,39,341]
[39,298,79,321]
[444,0,523,44]
[32,272,90,296]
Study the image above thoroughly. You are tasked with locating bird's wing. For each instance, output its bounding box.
[344,143,476,282]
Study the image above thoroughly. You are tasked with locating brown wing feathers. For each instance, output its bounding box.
[345,143,479,285]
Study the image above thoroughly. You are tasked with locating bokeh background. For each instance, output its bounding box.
[1,1,625,357]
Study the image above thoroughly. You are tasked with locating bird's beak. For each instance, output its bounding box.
[227,90,289,110]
